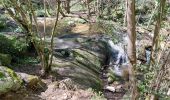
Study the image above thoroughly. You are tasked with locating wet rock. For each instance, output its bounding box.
[106,40,130,80]
[0,66,22,95]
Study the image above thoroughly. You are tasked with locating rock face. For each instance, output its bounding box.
[0,66,22,95]
[51,35,105,91]
[51,34,130,91]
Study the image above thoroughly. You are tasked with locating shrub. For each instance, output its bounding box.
[0,53,12,65]
[0,34,28,59]
[0,15,7,29]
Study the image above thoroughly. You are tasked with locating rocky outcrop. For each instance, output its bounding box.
[0,66,22,95]
[51,35,105,91]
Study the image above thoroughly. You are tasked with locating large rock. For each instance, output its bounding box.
[52,48,103,91]
[16,72,46,90]
[51,36,105,91]
[0,66,22,95]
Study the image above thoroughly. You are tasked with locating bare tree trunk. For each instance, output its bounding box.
[59,0,67,17]
[127,0,138,99]
[44,0,46,38]
[66,0,71,13]
[149,0,166,67]
[106,0,111,16]
[48,0,60,69]
[96,0,100,17]
[124,0,128,26]
[87,0,91,19]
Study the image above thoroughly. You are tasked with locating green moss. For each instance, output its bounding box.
[0,53,12,65]
[28,75,39,82]
[0,72,5,79]
[6,68,22,84]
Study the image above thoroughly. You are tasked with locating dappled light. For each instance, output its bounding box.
[0,0,170,100]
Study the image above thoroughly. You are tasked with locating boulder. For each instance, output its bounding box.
[16,72,46,90]
[52,47,103,91]
[0,53,12,66]
[0,66,22,95]
[52,36,105,91]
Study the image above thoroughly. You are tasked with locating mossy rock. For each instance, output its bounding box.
[52,48,103,91]
[0,66,22,95]
[0,53,12,66]
[16,72,46,90]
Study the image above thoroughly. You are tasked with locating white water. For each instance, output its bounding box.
[107,40,129,77]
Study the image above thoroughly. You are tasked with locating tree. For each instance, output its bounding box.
[126,0,138,99]
[124,0,128,26]
[2,0,60,76]
[147,0,166,99]
[149,0,166,67]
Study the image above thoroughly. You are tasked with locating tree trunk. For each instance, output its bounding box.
[149,0,166,67]
[87,0,91,19]
[48,0,60,70]
[66,0,71,13]
[59,0,66,17]
[106,0,111,16]
[127,0,138,99]
[124,0,128,26]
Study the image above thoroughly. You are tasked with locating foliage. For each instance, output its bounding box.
[36,9,46,17]
[0,34,28,59]
[0,53,12,65]
[90,89,106,100]
[0,15,7,29]
[2,0,60,75]
[95,20,120,43]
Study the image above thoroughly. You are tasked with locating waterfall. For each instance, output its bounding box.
[107,39,129,77]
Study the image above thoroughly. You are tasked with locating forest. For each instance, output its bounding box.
[0,0,170,100]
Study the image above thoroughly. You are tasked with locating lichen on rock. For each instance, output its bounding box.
[16,72,46,90]
[0,66,22,95]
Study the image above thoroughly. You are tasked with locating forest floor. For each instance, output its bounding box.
[1,64,97,100]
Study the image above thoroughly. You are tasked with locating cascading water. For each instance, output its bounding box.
[107,39,129,78]
[100,38,129,99]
